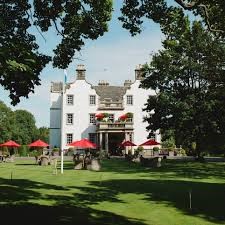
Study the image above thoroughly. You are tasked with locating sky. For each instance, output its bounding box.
[0,1,164,128]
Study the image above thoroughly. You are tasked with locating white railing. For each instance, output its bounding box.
[97,121,133,130]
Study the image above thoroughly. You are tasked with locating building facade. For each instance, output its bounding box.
[50,65,160,154]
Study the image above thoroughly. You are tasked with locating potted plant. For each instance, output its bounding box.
[126,112,133,118]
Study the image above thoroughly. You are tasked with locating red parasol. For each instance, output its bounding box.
[139,139,160,146]
[0,140,20,147]
[28,139,49,147]
[119,140,136,147]
[67,138,97,148]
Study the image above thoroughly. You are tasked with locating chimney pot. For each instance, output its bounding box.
[76,64,86,80]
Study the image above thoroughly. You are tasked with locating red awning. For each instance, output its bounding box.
[0,140,20,147]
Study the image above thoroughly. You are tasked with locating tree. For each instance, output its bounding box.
[140,19,225,157]
[1,1,224,105]
[119,0,225,36]
[0,1,51,105]
[37,127,49,143]
[0,0,112,105]
[0,100,15,142]
[13,109,38,144]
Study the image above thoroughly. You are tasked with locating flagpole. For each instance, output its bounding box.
[61,69,67,174]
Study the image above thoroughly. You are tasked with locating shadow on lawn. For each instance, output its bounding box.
[101,159,225,180]
[0,177,145,225]
[68,178,225,223]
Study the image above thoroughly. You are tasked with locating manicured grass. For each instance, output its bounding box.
[0,158,225,225]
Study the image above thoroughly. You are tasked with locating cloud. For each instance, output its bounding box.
[0,16,163,127]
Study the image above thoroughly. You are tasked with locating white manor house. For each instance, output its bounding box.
[50,65,161,154]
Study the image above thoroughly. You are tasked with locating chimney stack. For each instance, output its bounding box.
[76,64,86,80]
[98,80,109,86]
[124,80,132,87]
[135,64,144,80]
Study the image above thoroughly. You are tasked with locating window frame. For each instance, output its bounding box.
[66,95,74,105]
[66,113,74,125]
[66,133,73,144]
[89,113,96,124]
[126,95,133,105]
[89,95,96,106]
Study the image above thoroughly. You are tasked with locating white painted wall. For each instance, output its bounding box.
[124,80,158,146]
[50,67,161,150]
[61,80,98,149]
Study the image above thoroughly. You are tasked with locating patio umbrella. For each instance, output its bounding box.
[67,138,97,148]
[119,140,136,147]
[0,140,20,147]
[139,139,160,146]
[28,139,49,155]
[0,140,21,156]
[119,140,136,155]
[28,139,49,147]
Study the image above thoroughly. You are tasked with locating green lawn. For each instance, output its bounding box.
[0,158,225,225]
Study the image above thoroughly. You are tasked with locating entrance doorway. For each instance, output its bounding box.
[108,132,124,155]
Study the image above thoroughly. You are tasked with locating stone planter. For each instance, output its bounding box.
[169,151,174,157]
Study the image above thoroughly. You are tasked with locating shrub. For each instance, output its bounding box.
[136,146,144,153]
[168,147,174,152]
[53,147,59,152]
[153,147,159,152]
[179,149,186,156]
[18,145,29,157]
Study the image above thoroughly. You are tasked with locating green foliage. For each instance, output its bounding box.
[126,112,133,118]
[0,0,51,105]
[161,130,176,148]
[1,1,224,105]
[0,100,15,142]
[153,147,159,152]
[18,145,29,157]
[52,147,59,152]
[168,147,174,152]
[0,100,47,147]
[103,113,109,118]
[141,19,225,156]
[0,0,112,104]
[178,149,186,156]
[13,110,38,144]
[37,127,49,143]
[136,146,144,152]
[119,0,225,38]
